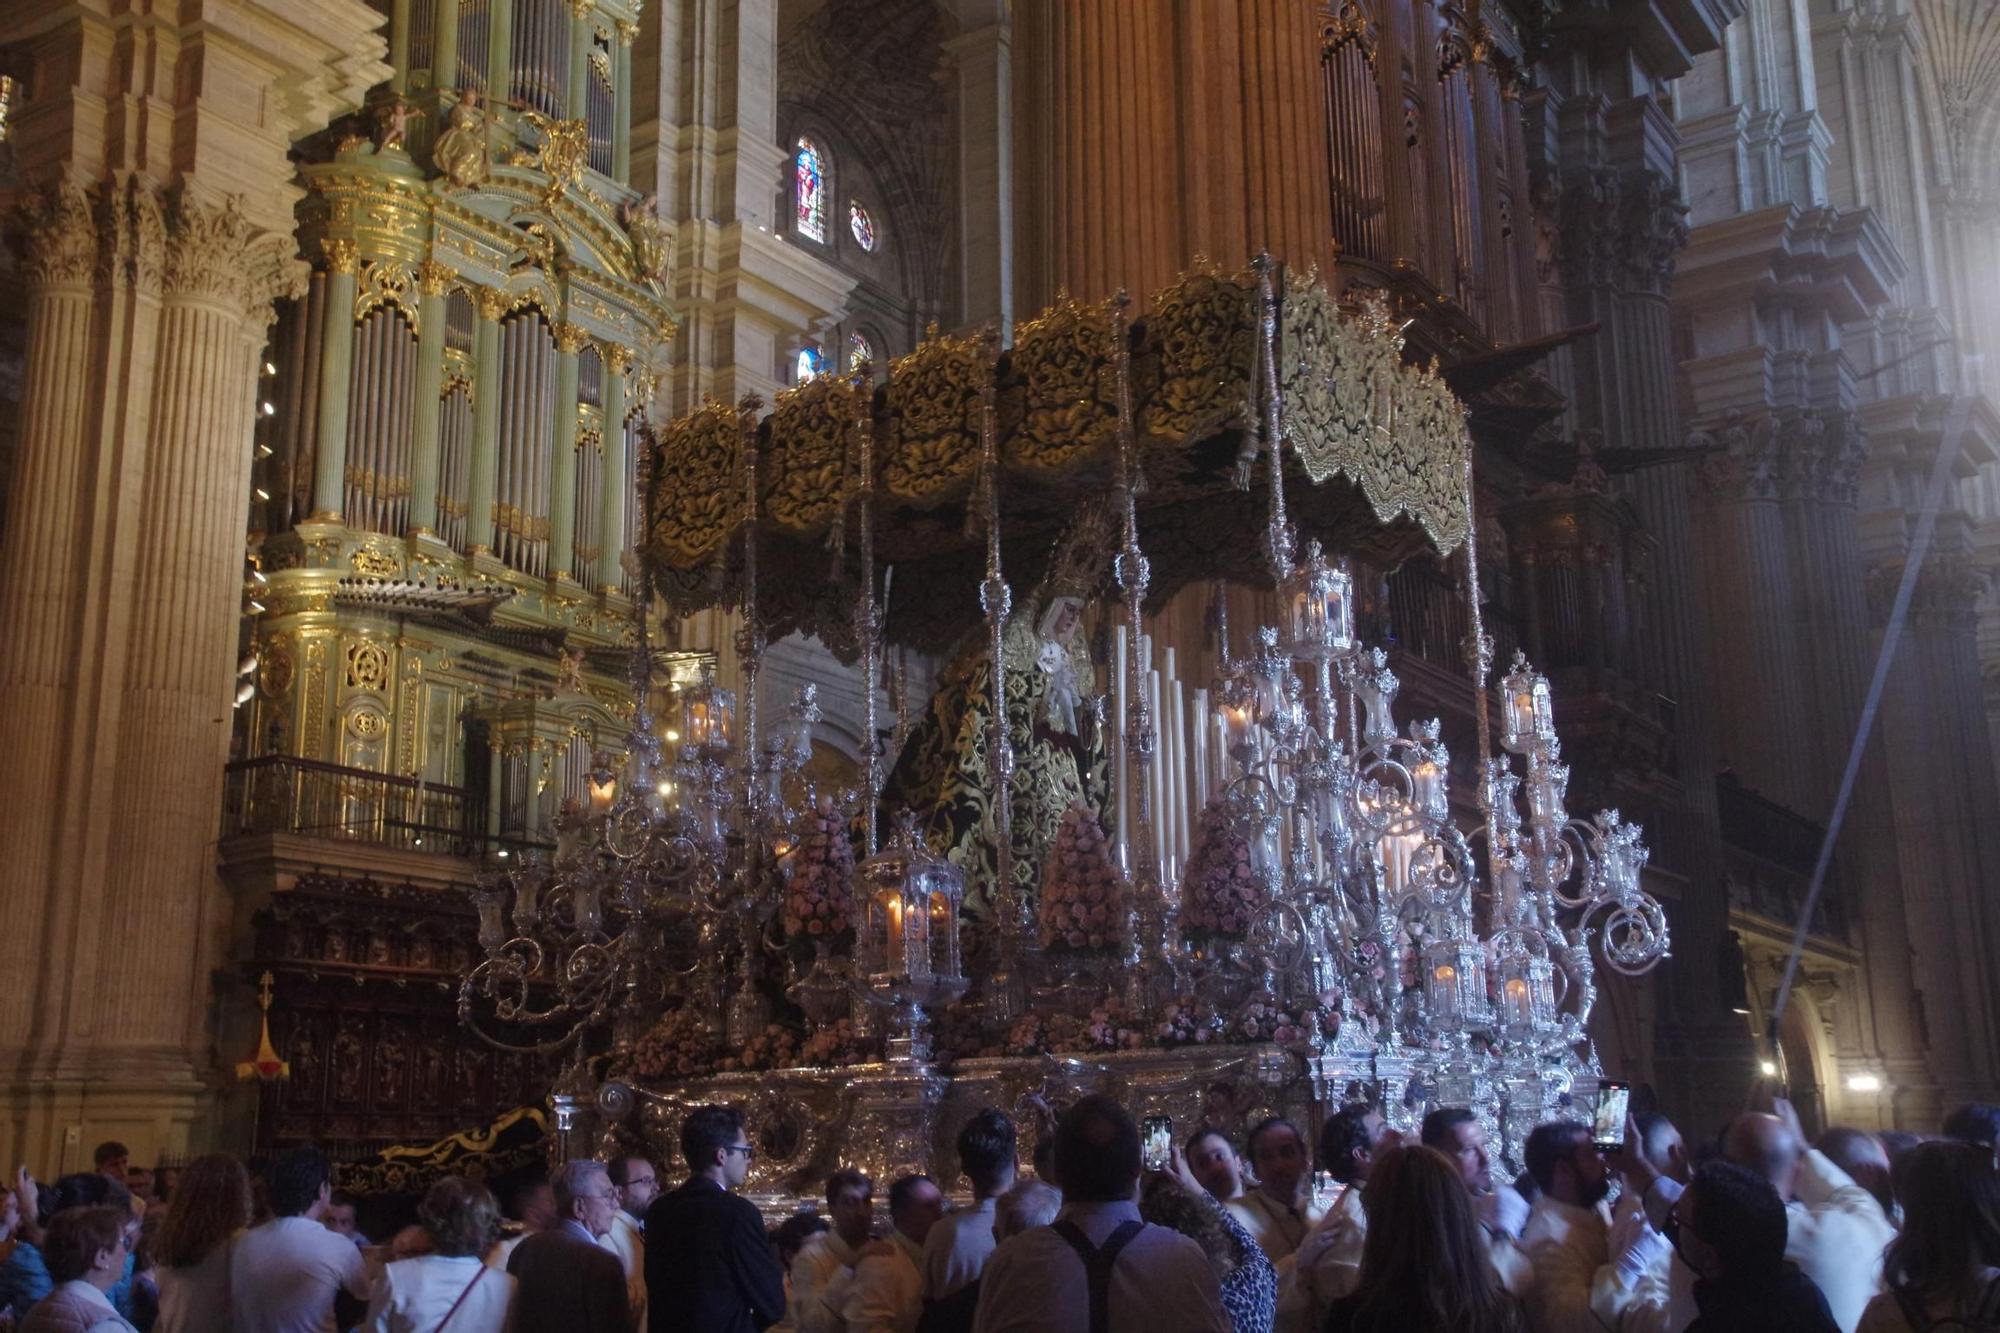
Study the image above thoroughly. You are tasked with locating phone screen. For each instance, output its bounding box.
[1593,1081,1631,1150]
[1142,1115,1173,1172]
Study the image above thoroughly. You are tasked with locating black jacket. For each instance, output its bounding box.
[507,1223,632,1333]
[1687,1265,1841,1333]
[645,1176,787,1333]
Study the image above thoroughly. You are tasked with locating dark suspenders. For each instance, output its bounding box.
[1049,1218,1147,1333]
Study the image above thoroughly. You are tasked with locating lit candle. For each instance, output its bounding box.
[1504,975,1532,1027]
[887,894,904,970]
[1431,961,1460,1022]
[588,775,617,815]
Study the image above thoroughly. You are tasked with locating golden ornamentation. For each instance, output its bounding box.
[1321,1,1375,60]
[567,0,595,16]
[432,89,495,191]
[17,181,97,289]
[472,286,510,321]
[765,375,860,535]
[416,259,455,297]
[1139,261,1257,446]
[519,110,590,208]
[552,321,590,354]
[1280,281,1471,553]
[355,258,421,331]
[645,400,742,575]
[397,658,422,775]
[882,330,987,502]
[350,708,385,737]
[302,638,330,760]
[589,49,613,91]
[345,640,391,691]
[1008,291,1121,472]
[605,344,634,374]
[619,193,669,286]
[616,18,639,45]
[323,236,361,275]
[260,641,296,697]
[351,547,402,577]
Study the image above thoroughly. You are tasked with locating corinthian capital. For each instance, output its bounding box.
[417,259,456,296]
[322,236,361,275]
[16,181,98,289]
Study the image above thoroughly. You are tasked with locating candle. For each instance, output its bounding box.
[1168,676,1187,870]
[886,894,904,971]
[1113,626,1129,872]
[1148,667,1165,876]
[588,774,617,815]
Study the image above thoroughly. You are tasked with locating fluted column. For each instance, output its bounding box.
[1024,0,1335,309]
[612,21,634,183]
[434,0,460,93]
[0,185,104,1068]
[598,345,629,588]
[310,238,360,520]
[567,0,592,120]
[943,0,1013,331]
[548,322,584,582]
[467,287,507,555]
[406,261,452,536]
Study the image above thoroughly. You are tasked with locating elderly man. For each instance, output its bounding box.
[507,1159,631,1333]
[827,1174,942,1333]
[973,1095,1230,1333]
[1421,1107,1534,1299]
[1618,1097,1892,1333]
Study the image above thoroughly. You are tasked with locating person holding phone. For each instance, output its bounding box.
[1518,1120,1666,1333]
[1278,1104,1396,1333]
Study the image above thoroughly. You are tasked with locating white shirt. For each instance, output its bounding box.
[972,1199,1232,1333]
[229,1214,371,1333]
[1225,1187,1325,1267]
[365,1254,515,1333]
[22,1280,135,1333]
[828,1231,924,1333]
[154,1242,235,1333]
[923,1197,999,1302]
[1276,1182,1365,1333]
[787,1229,860,1333]
[1521,1194,1626,1333]
[600,1211,646,1331]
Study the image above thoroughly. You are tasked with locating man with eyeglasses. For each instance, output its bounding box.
[647,1103,786,1333]
[604,1155,659,1330]
[506,1159,633,1333]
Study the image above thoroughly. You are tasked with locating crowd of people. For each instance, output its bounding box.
[2,1096,1996,1333]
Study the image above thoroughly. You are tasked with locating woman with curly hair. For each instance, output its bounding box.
[1320,1145,1522,1333]
[1141,1168,1277,1333]
[151,1153,251,1333]
[367,1176,515,1332]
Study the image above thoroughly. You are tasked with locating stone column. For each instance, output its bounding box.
[1018,0,1336,309]
[310,240,360,520]
[567,0,591,120]
[548,322,585,582]
[942,0,1013,331]
[0,0,384,1169]
[598,345,630,589]
[467,287,507,556]
[405,260,452,537]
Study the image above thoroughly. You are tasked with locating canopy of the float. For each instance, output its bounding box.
[637,260,1473,654]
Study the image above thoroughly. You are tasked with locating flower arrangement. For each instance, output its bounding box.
[783,798,856,950]
[716,1024,801,1073]
[1002,1000,1145,1056]
[626,1008,720,1080]
[1228,998,1309,1046]
[1151,995,1223,1048]
[930,1004,1005,1063]
[1180,799,1269,938]
[796,1017,882,1068]
[1037,803,1129,954]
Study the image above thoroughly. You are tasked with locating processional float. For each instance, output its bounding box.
[455,256,1669,1200]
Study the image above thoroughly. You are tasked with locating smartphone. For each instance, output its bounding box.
[1592,1080,1631,1152]
[1142,1115,1173,1172]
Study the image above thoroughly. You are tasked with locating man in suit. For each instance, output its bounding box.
[647,1103,786,1333]
[506,1159,632,1332]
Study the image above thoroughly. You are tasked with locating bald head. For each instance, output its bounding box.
[1723,1114,1802,1195]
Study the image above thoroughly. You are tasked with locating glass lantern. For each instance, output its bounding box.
[1424,934,1492,1029]
[1498,653,1555,755]
[1527,761,1569,827]
[1216,668,1262,767]
[469,874,510,954]
[681,662,736,755]
[1353,648,1399,748]
[857,818,965,988]
[586,750,620,816]
[1496,947,1557,1039]
[1281,540,1354,663]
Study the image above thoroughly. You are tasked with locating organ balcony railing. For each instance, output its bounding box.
[221,755,543,860]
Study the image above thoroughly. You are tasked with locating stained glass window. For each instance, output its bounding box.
[795,138,827,242]
[848,331,874,370]
[849,201,877,252]
[796,347,824,383]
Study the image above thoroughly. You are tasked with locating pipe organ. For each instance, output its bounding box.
[243,0,671,854]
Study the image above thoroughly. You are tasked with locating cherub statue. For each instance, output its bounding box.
[431,88,492,190]
[375,100,415,154]
[620,192,669,285]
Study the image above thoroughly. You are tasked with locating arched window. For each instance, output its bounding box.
[848,331,874,370]
[849,201,877,252]
[795,138,827,243]
[796,346,825,383]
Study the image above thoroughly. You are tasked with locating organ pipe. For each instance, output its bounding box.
[342,308,418,536]
[509,0,570,120]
